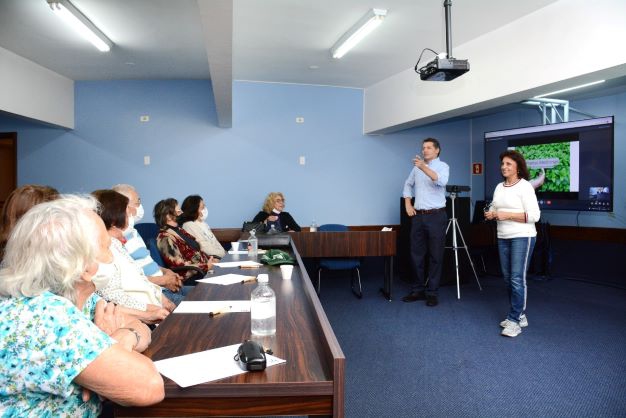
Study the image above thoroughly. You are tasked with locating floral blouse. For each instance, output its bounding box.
[0,291,114,417]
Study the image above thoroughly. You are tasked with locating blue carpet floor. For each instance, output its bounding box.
[315,265,626,418]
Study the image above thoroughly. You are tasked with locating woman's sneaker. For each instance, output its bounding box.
[501,321,522,337]
[500,314,528,328]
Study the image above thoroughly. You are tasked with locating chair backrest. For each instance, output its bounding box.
[318,224,348,232]
[135,223,165,267]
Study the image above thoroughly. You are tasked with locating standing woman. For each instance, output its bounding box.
[485,150,541,338]
[179,195,226,258]
[252,192,301,232]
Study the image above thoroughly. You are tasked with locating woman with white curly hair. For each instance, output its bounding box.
[0,195,163,416]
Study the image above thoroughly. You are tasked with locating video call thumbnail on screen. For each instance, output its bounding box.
[484,116,614,212]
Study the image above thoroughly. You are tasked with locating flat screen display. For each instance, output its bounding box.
[484,116,614,212]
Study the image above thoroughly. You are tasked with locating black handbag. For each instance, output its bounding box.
[242,221,264,233]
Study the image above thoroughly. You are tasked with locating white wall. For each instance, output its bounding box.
[0,46,74,128]
[364,0,626,134]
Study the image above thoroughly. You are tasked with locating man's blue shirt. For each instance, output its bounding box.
[402,157,449,210]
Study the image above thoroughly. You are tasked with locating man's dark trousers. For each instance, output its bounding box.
[409,210,448,296]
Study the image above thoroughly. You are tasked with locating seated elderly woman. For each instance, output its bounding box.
[0,195,163,416]
[154,198,215,278]
[92,189,175,314]
[0,184,58,259]
[252,192,301,232]
[179,195,226,258]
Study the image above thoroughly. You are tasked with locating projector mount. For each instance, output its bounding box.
[414,0,470,81]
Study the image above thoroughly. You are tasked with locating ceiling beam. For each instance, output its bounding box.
[197,0,232,128]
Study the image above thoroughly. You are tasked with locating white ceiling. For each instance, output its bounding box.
[0,0,559,88]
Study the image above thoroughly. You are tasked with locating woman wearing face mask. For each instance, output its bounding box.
[252,192,301,233]
[179,195,226,258]
[91,189,175,315]
[154,198,215,280]
[112,184,188,305]
[0,195,164,416]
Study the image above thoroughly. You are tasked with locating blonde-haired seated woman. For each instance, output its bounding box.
[252,192,301,232]
[0,195,163,416]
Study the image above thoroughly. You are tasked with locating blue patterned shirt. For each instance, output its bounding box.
[402,157,450,210]
[0,292,114,417]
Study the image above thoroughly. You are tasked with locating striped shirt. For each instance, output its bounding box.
[123,228,163,277]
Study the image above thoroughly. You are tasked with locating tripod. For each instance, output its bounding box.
[445,191,482,299]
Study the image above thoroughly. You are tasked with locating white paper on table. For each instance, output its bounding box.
[213,260,263,268]
[196,273,256,285]
[228,249,267,255]
[173,300,251,314]
[381,226,393,231]
[154,343,286,388]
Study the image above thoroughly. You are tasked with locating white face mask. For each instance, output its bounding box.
[272,208,281,215]
[123,214,135,236]
[200,207,208,221]
[134,204,144,222]
[92,261,119,290]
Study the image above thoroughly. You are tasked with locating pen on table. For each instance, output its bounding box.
[240,265,260,270]
[209,305,231,317]
[241,276,257,284]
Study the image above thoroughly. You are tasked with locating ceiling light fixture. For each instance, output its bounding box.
[47,0,113,52]
[330,8,387,59]
[533,80,605,99]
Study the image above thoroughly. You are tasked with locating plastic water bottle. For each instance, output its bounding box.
[310,220,317,232]
[248,229,258,258]
[251,274,276,336]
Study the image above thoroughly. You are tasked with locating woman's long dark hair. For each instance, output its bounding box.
[499,150,530,180]
[179,195,203,224]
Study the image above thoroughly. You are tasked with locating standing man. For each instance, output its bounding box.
[401,138,449,307]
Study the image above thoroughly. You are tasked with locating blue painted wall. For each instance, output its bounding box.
[1,80,623,229]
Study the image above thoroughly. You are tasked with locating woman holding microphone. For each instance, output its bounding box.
[485,150,540,338]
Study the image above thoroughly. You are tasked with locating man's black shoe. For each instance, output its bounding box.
[402,291,426,303]
[426,295,439,307]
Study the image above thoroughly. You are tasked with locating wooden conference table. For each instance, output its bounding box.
[114,241,345,417]
[290,230,397,300]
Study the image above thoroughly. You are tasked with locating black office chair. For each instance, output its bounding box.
[135,223,205,283]
[317,224,362,299]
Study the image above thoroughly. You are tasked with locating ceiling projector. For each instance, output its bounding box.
[419,57,469,81]
[416,0,469,82]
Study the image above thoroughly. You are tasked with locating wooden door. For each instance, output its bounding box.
[0,133,17,211]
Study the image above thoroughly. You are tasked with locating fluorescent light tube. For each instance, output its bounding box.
[331,9,387,59]
[533,80,605,99]
[48,0,112,52]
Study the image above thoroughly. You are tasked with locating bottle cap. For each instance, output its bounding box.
[257,274,269,283]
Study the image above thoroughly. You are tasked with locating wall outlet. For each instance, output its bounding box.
[296,117,304,123]
[140,115,150,122]
[144,156,151,165]
[299,156,306,165]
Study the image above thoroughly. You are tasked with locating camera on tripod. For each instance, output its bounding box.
[446,185,470,193]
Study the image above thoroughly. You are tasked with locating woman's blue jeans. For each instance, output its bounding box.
[498,237,536,323]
